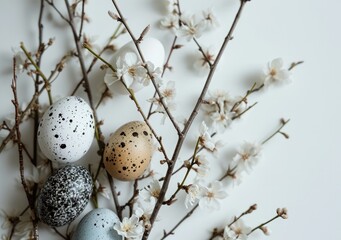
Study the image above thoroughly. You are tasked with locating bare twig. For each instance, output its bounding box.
[11,58,39,240]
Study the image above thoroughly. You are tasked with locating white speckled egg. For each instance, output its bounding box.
[104,121,153,181]
[104,37,165,94]
[37,165,93,227]
[72,208,121,240]
[38,96,95,163]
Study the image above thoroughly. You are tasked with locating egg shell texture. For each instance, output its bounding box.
[38,96,95,163]
[104,121,153,181]
[72,208,121,240]
[37,165,93,227]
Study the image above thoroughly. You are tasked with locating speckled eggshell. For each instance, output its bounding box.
[37,96,95,163]
[37,165,93,227]
[104,121,153,181]
[72,208,121,240]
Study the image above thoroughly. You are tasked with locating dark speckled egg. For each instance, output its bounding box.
[104,121,153,181]
[37,96,95,163]
[37,165,93,227]
[72,208,121,240]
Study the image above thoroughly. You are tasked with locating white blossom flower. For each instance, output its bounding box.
[199,121,215,151]
[211,139,224,158]
[114,214,144,239]
[141,179,161,203]
[193,47,216,71]
[194,155,210,178]
[184,183,203,208]
[104,51,147,92]
[263,58,291,87]
[199,181,227,210]
[0,209,33,238]
[202,8,219,29]
[223,219,251,240]
[163,0,177,13]
[160,14,179,33]
[140,61,162,86]
[233,142,262,174]
[202,90,236,131]
[95,180,111,200]
[148,81,177,124]
[12,47,26,73]
[177,14,206,41]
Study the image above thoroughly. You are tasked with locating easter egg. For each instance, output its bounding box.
[104,121,153,181]
[72,208,121,240]
[37,165,93,227]
[104,37,165,94]
[37,96,95,163]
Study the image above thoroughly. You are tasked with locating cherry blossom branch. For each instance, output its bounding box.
[20,42,53,105]
[110,0,182,135]
[11,59,39,240]
[0,52,72,153]
[147,36,179,119]
[107,173,122,220]
[248,208,288,235]
[83,44,170,162]
[163,138,200,205]
[144,2,251,238]
[262,118,290,144]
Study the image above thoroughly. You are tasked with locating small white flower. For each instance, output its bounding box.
[184,183,203,208]
[12,47,26,73]
[199,121,215,151]
[95,180,111,200]
[194,155,210,178]
[263,58,291,87]
[177,14,206,41]
[140,61,162,86]
[233,142,262,174]
[104,51,147,93]
[0,209,13,230]
[199,181,227,210]
[164,0,177,13]
[114,214,144,239]
[223,219,251,240]
[202,8,219,29]
[211,139,224,158]
[141,179,161,203]
[160,14,179,32]
[193,47,216,71]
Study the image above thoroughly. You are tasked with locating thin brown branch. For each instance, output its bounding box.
[107,172,122,220]
[111,0,182,136]
[78,0,86,40]
[11,58,39,240]
[145,1,251,238]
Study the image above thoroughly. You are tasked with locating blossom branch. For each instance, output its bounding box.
[248,207,288,235]
[83,44,170,162]
[146,2,251,238]
[262,118,290,145]
[20,42,53,105]
[11,58,39,240]
[110,0,182,135]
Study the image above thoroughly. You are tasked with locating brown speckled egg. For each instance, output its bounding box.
[104,121,153,181]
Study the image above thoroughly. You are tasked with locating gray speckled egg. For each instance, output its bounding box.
[72,208,121,240]
[38,96,95,163]
[104,121,153,181]
[37,165,93,227]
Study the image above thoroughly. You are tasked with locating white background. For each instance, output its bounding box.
[0,0,340,239]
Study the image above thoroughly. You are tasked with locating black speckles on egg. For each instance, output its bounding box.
[37,165,93,227]
[103,121,153,181]
[71,208,120,240]
[37,96,95,163]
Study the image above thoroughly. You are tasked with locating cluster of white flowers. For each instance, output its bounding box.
[201,90,246,132]
[149,80,177,124]
[185,181,227,210]
[0,209,33,240]
[104,51,163,93]
[223,219,252,240]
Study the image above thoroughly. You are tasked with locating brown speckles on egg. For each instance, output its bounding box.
[103,121,153,181]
